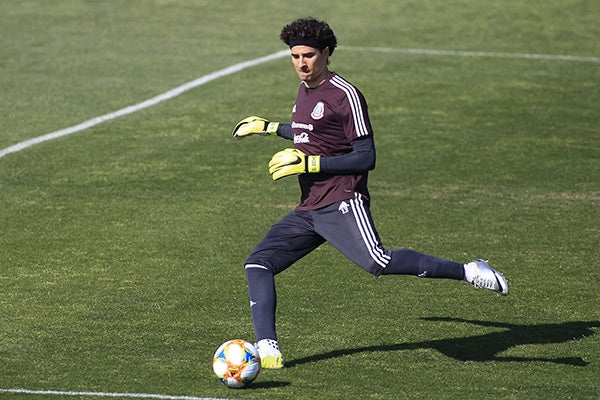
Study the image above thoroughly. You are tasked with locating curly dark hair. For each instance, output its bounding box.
[280,17,337,55]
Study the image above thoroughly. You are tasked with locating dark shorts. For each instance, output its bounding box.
[245,193,391,276]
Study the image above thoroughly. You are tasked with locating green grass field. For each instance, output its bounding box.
[1,1,599,399]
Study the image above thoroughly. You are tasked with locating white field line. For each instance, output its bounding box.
[0,388,237,400]
[0,49,290,160]
[342,46,600,63]
[2,47,599,161]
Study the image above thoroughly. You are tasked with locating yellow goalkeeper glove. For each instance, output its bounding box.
[268,148,321,180]
[232,116,279,139]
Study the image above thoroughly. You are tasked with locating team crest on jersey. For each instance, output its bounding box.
[311,102,325,120]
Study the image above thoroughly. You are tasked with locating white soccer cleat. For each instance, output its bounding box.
[466,259,509,295]
[255,339,285,369]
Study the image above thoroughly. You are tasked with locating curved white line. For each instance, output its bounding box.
[1,46,598,160]
[0,50,289,160]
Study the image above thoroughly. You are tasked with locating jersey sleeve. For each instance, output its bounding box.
[319,136,376,173]
[277,123,293,140]
[330,75,373,141]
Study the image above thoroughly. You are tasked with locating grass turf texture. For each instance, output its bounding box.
[1,1,599,399]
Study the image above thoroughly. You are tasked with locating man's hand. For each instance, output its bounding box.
[232,116,279,139]
[268,148,321,180]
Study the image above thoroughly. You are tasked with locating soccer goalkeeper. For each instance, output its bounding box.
[232,17,509,369]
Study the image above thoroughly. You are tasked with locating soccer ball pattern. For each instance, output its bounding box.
[212,339,261,388]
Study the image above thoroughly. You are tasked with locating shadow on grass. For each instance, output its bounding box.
[247,380,291,389]
[286,318,600,368]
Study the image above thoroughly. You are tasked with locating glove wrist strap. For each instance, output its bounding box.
[266,122,279,135]
[307,155,321,173]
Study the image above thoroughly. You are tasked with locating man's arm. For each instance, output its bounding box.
[268,136,376,180]
[320,136,375,174]
[276,124,293,140]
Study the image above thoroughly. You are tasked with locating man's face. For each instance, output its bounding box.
[290,45,330,88]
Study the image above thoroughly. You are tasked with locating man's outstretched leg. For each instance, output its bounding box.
[381,250,508,295]
[316,197,509,295]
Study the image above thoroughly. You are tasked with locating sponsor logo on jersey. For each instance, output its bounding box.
[294,132,310,144]
[292,121,313,131]
[311,102,325,120]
